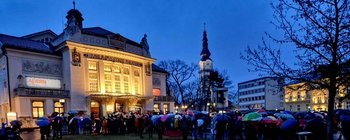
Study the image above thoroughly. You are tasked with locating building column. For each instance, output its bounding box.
[101,101,107,117]
[45,99,54,117]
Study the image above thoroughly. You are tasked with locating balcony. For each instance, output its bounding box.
[14,87,70,98]
[154,96,174,102]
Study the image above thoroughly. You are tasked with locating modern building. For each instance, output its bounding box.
[238,77,284,111]
[284,82,350,112]
[0,6,174,127]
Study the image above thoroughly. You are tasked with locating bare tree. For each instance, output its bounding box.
[241,0,350,139]
[158,60,198,104]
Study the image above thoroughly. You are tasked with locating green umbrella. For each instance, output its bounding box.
[243,112,262,121]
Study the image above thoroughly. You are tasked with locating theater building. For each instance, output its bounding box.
[0,7,174,127]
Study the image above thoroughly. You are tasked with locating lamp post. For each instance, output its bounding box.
[175,106,179,113]
[207,103,211,112]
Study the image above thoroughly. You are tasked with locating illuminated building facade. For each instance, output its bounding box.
[284,83,350,112]
[0,6,174,127]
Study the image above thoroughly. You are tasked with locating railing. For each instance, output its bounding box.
[154,96,174,102]
[14,87,70,98]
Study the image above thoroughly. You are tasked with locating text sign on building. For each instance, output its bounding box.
[25,77,61,89]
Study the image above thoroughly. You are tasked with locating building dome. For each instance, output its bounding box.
[66,9,84,28]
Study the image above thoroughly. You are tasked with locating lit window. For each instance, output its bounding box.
[105,74,112,80]
[153,89,161,96]
[88,61,98,70]
[104,64,112,72]
[105,81,112,93]
[163,104,169,114]
[154,104,160,113]
[134,78,140,95]
[124,76,129,93]
[134,69,140,77]
[115,75,121,93]
[88,61,99,91]
[123,67,130,75]
[114,65,121,73]
[54,101,64,113]
[32,101,44,118]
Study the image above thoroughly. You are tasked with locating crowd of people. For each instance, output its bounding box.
[1,108,350,140]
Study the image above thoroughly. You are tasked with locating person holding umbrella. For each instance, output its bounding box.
[36,117,51,140]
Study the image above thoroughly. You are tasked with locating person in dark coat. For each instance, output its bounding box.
[156,118,164,139]
[180,115,190,140]
[40,125,51,140]
[138,114,145,138]
[52,116,63,139]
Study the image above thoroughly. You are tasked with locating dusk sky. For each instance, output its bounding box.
[0,0,286,90]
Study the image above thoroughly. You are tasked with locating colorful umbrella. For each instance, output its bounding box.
[68,110,78,115]
[257,109,266,113]
[243,112,262,121]
[260,117,277,124]
[267,116,277,120]
[175,115,182,119]
[160,114,169,122]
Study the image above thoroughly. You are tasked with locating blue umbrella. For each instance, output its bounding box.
[197,119,204,127]
[283,111,293,114]
[82,118,92,124]
[279,114,295,120]
[214,115,229,122]
[68,110,78,115]
[280,119,297,130]
[37,117,49,120]
[339,114,350,122]
[10,120,22,126]
[36,120,50,127]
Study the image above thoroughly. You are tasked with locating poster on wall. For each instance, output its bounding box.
[25,77,61,89]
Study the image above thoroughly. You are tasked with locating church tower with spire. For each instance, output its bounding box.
[199,26,213,110]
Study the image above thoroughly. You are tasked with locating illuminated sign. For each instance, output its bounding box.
[25,77,61,89]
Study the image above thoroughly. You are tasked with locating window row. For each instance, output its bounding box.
[32,101,65,118]
[239,96,265,102]
[239,88,265,96]
[238,81,265,89]
[88,61,141,94]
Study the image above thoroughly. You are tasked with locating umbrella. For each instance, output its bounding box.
[10,120,22,126]
[187,110,194,116]
[214,115,229,122]
[257,109,266,113]
[314,113,324,119]
[160,114,169,122]
[175,115,182,119]
[339,114,350,122]
[260,117,277,124]
[37,117,49,120]
[201,111,209,115]
[283,111,293,114]
[36,120,50,127]
[280,119,297,130]
[151,115,160,125]
[243,112,262,121]
[295,112,306,118]
[274,113,281,118]
[197,119,204,127]
[51,112,59,117]
[82,118,92,124]
[279,114,295,120]
[335,109,350,116]
[267,116,277,120]
[68,110,78,115]
[259,112,268,117]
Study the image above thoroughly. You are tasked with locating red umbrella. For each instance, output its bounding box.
[257,109,266,113]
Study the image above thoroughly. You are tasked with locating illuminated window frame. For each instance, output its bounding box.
[54,101,64,113]
[32,101,44,118]
[88,61,99,92]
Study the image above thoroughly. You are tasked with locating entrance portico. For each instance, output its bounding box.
[87,94,153,117]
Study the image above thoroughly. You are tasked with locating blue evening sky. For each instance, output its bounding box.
[0,0,288,90]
